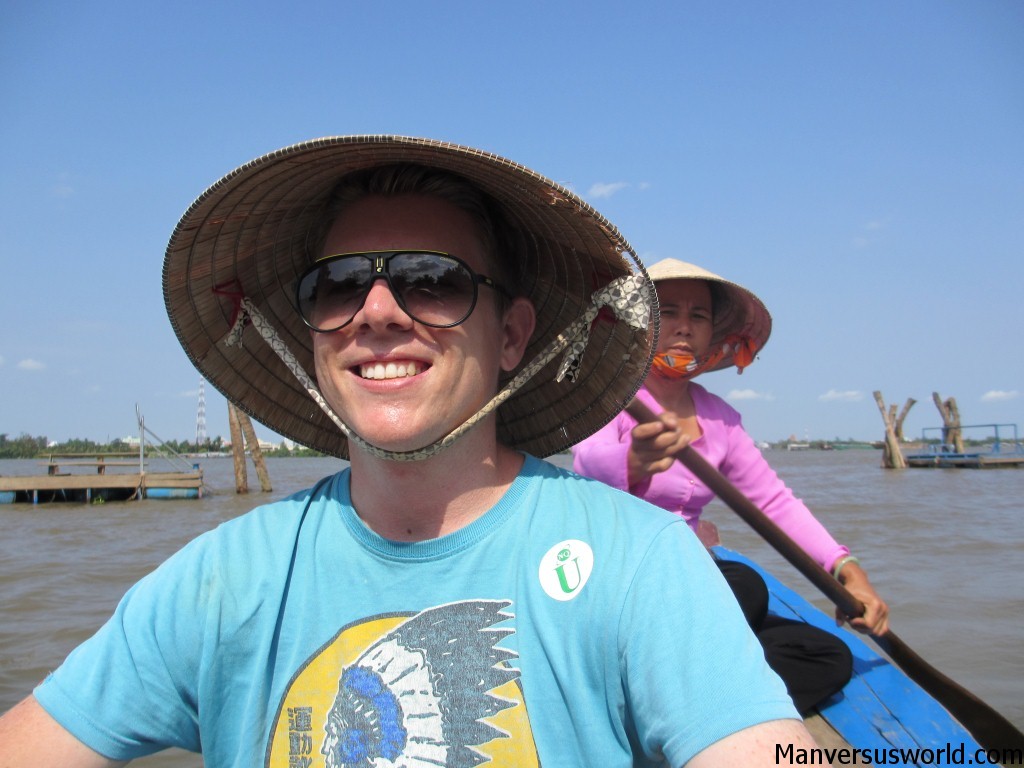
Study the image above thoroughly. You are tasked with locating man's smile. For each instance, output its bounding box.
[357,360,426,380]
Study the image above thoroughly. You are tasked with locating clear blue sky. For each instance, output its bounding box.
[2,0,1021,445]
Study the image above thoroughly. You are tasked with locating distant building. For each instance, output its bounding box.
[223,438,279,452]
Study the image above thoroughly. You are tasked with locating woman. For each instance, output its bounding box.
[572,258,889,714]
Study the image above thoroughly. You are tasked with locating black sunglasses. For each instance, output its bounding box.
[296,250,509,332]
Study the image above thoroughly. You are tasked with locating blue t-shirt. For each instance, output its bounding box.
[35,455,796,767]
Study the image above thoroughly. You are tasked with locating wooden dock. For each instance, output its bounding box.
[0,455,204,504]
[904,451,1024,469]
[903,422,1024,469]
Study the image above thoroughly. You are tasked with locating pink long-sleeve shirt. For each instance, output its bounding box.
[571,383,848,572]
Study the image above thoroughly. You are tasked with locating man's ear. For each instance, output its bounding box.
[500,297,536,372]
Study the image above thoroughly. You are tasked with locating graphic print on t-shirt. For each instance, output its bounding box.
[266,600,540,767]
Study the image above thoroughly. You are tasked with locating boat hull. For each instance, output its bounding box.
[715,547,985,766]
[145,487,201,500]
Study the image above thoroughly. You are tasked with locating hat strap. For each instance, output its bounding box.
[223,273,652,461]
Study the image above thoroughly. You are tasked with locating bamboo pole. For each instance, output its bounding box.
[894,398,916,442]
[873,391,907,468]
[227,403,248,494]
[237,410,273,493]
[932,392,965,453]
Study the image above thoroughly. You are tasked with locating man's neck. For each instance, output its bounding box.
[347,435,524,542]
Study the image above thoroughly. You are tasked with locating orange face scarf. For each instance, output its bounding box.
[651,334,758,380]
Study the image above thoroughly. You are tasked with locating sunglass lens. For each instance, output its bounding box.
[391,253,475,326]
[298,258,371,331]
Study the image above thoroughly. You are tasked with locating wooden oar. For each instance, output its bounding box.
[625,399,1024,754]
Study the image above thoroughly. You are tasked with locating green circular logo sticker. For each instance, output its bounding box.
[538,539,594,601]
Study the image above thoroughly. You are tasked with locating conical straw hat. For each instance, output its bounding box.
[163,136,657,458]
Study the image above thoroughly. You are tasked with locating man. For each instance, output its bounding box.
[0,137,816,766]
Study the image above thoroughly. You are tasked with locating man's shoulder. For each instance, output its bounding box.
[524,455,682,525]
[193,471,347,547]
[133,471,349,593]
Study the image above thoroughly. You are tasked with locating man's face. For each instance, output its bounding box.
[311,194,530,454]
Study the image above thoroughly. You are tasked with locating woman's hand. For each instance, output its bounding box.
[834,562,890,636]
[627,412,692,487]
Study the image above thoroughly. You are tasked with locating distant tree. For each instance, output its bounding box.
[0,433,50,458]
[51,437,105,455]
[0,432,237,458]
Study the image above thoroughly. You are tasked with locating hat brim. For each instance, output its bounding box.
[163,136,656,458]
[645,258,771,373]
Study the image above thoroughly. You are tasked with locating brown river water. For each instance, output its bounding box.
[1,450,1021,766]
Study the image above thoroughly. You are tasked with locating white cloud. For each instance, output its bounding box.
[52,172,75,198]
[981,390,1020,403]
[17,359,46,371]
[587,181,629,199]
[852,218,888,248]
[727,388,775,402]
[180,389,200,398]
[818,389,863,402]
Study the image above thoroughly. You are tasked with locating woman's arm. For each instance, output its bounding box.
[707,396,889,634]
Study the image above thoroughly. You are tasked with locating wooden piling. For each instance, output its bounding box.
[227,402,273,494]
[228,403,248,494]
[238,409,272,493]
[873,391,909,469]
[932,392,965,453]
[893,397,916,442]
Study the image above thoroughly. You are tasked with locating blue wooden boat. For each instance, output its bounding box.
[145,487,201,500]
[716,547,990,766]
